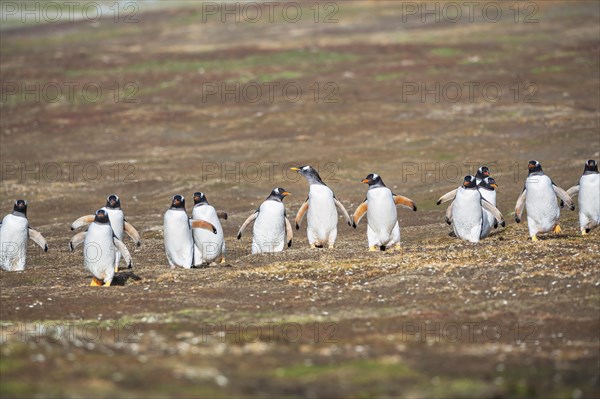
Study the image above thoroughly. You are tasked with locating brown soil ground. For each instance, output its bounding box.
[1,1,599,398]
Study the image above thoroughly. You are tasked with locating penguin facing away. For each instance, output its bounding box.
[237,188,293,254]
[452,176,505,243]
[163,195,217,269]
[437,166,491,225]
[191,192,228,265]
[514,160,574,241]
[69,209,132,286]
[564,160,600,235]
[0,200,48,271]
[478,176,499,239]
[291,165,352,249]
[352,173,417,251]
[71,194,141,272]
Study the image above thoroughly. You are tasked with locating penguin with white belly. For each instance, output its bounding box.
[0,200,48,271]
[564,160,600,235]
[163,195,217,269]
[514,160,574,241]
[291,166,352,249]
[71,194,141,272]
[437,166,492,225]
[69,209,132,286]
[352,173,417,251]
[452,176,505,243]
[237,188,293,254]
[191,192,228,266]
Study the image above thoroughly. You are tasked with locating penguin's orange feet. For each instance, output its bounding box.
[553,225,562,234]
[220,257,226,264]
[368,246,378,252]
[114,266,119,272]
[581,229,588,236]
[90,277,103,286]
[103,280,112,287]
[531,235,539,242]
[328,244,335,249]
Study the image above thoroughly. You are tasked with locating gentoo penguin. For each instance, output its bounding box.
[437,166,492,224]
[69,209,132,286]
[237,188,293,254]
[291,166,352,248]
[352,174,417,251]
[514,160,574,241]
[478,177,499,239]
[0,200,48,271]
[191,192,228,265]
[564,160,600,234]
[452,176,505,243]
[163,195,217,269]
[71,194,141,271]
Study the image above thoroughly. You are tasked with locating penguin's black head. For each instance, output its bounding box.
[462,175,477,189]
[94,209,110,224]
[528,160,542,174]
[267,187,291,202]
[362,173,385,187]
[106,194,120,209]
[13,199,27,215]
[584,159,598,174]
[476,166,490,180]
[479,176,498,190]
[193,192,208,205]
[171,194,185,209]
[290,165,325,185]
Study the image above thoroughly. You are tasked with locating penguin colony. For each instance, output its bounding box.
[0,161,598,286]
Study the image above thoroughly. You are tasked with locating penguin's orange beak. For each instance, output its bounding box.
[463,181,470,186]
[290,167,301,171]
[362,179,370,184]
[490,183,498,189]
[282,191,291,196]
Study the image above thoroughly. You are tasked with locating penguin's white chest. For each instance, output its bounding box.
[84,223,116,279]
[192,205,224,262]
[366,187,397,238]
[525,174,559,233]
[306,184,337,240]
[253,200,285,253]
[579,174,600,226]
[452,188,483,243]
[104,208,124,239]
[0,214,29,271]
[164,209,193,268]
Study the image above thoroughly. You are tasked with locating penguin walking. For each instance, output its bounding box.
[452,176,505,243]
[515,160,574,241]
[352,174,417,251]
[564,160,600,235]
[0,200,48,271]
[163,195,217,269]
[291,166,352,248]
[71,194,141,272]
[191,192,228,265]
[437,166,491,225]
[478,177,499,239]
[69,209,132,286]
[237,188,293,254]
